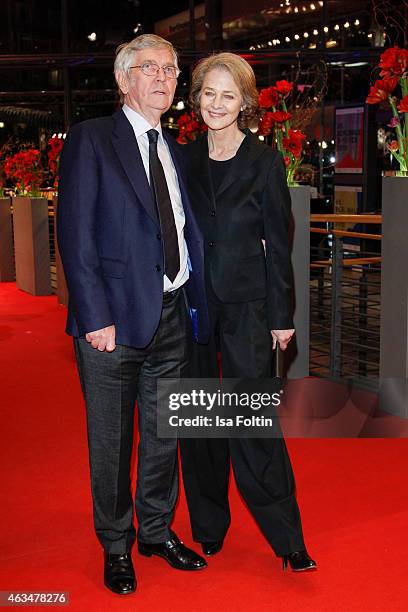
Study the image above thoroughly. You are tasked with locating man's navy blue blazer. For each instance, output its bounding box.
[57,108,209,348]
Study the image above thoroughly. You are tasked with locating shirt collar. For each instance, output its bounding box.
[122,104,164,142]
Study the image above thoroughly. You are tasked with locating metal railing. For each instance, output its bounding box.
[309,214,382,389]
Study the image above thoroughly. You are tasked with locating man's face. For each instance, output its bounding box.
[117,46,178,124]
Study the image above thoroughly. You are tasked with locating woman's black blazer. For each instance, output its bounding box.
[183,131,294,330]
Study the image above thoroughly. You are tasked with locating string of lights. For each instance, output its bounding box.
[249,16,375,51]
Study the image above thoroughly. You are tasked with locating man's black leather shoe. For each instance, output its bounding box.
[138,532,207,570]
[104,552,137,595]
[201,540,223,556]
[282,550,317,572]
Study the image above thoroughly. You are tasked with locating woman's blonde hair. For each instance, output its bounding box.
[189,52,259,128]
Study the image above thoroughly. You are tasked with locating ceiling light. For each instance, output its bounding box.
[344,61,369,67]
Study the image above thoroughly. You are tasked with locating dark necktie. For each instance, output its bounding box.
[147,129,180,283]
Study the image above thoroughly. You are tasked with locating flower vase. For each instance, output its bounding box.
[12,196,51,295]
[379,175,408,417]
[283,185,311,379]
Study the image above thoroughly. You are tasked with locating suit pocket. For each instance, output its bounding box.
[99,257,127,278]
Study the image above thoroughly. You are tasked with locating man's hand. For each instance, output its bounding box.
[85,325,116,352]
[271,329,295,351]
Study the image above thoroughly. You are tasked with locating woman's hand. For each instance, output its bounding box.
[271,329,295,351]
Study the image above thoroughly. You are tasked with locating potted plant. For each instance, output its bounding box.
[4,147,51,295]
[366,45,408,174]
[366,46,408,417]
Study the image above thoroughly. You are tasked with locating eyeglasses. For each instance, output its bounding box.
[129,61,180,79]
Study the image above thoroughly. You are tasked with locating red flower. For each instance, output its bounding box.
[258,111,275,135]
[282,130,305,159]
[287,129,306,141]
[282,139,302,158]
[388,140,399,152]
[283,156,291,167]
[398,94,408,113]
[47,137,64,184]
[258,86,278,109]
[177,111,206,143]
[4,148,43,193]
[366,77,399,104]
[177,113,191,127]
[379,46,408,77]
[270,110,291,123]
[275,80,293,96]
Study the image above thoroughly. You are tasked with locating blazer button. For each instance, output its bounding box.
[156,232,162,240]
[210,210,216,217]
[155,264,161,272]
[208,241,215,247]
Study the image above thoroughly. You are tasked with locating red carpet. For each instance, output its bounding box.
[1,282,407,611]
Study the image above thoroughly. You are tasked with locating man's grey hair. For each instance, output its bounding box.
[114,34,178,76]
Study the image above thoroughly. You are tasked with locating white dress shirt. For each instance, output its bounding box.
[122,104,189,292]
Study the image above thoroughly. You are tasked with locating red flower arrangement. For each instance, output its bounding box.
[4,148,43,195]
[47,136,64,188]
[259,87,279,109]
[257,80,306,185]
[176,111,207,144]
[366,46,408,173]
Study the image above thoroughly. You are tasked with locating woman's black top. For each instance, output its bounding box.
[209,157,234,194]
[208,137,247,193]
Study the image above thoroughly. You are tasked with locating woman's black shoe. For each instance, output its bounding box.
[104,552,136,595]
[282,550,317,572]
[201,541,223,556]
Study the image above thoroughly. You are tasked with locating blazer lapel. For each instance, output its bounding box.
[111,110,159,227]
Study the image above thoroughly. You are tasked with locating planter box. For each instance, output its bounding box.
[53,196,69,306]
[12,196,51,295]
[379,176,408,418]
[0,197,15,281]
[283,185,310,379]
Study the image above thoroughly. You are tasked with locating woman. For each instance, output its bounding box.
[180,53,316,572]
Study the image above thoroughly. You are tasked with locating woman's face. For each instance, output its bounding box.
[199,68,243,131]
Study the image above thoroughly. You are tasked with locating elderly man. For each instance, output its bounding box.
[57,34,209,595]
